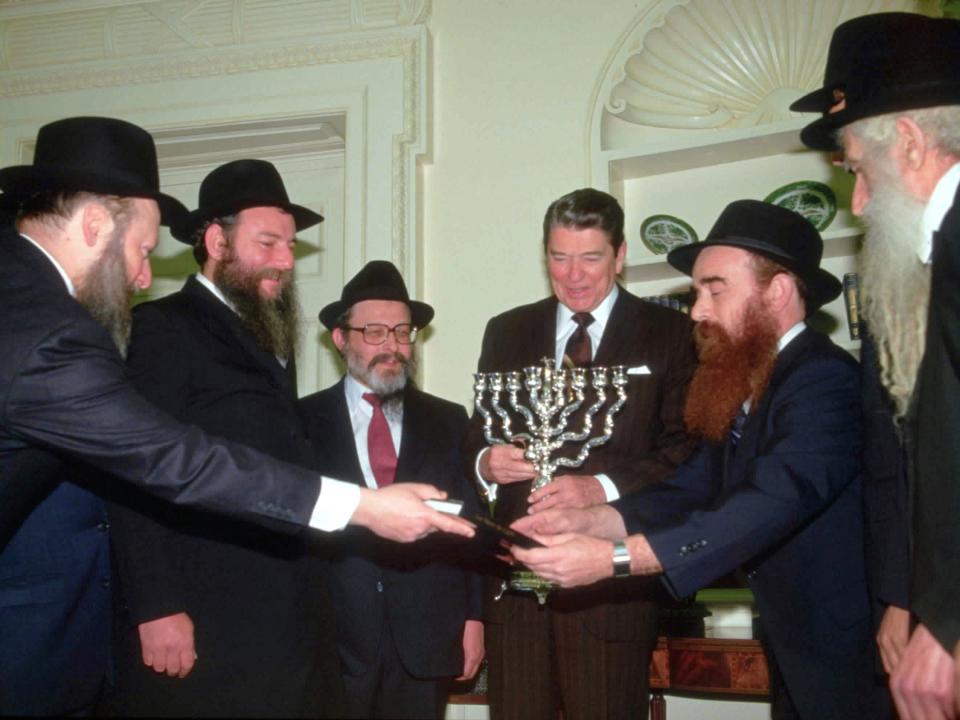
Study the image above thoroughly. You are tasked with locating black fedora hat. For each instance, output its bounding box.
[667,200,842,312]
[0,116,187,227]
[171,159,323,244]
[791,13,960,151]
[319,260,434,330]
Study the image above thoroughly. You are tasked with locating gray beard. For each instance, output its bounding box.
[75,234,133,357]
[345,347,416,421]
[859,175,932,419]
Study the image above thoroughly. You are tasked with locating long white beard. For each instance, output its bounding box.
[858,178,932,419]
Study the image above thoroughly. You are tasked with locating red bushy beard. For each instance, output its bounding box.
[683,301,781,443]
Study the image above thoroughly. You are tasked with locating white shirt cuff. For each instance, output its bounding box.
[308,476,361,531]
[595,473,619,501]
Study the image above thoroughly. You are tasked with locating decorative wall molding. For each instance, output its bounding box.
[591,0,927,141]
[0,0,429,73]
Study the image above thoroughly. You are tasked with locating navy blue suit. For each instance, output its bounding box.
[0,481,111,715]
[614,328,892,720]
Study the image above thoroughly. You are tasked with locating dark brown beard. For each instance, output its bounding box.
[683,302,780,444]
[214,255,299,359]
[76,232,134,357]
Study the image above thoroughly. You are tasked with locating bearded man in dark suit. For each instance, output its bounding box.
[0,116,473,716]
[514,200,893,720]
[108,159,345,717]
[463,188,697,720]
[300,261,484,719]
[791,12,960,719]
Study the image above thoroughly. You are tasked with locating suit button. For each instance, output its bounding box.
[100,578,110,589]
[376,581,384,593]
[679,545,689,556]
[96,521,110,532]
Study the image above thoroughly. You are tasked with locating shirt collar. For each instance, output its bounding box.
[344,372,373,415]
[778,321,806,352]
[20,233,76,297]
[556,283,619,336]
[920,162,960,264]
[194,271,235,310]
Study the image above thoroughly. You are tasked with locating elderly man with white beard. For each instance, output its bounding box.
[790,12,960,720]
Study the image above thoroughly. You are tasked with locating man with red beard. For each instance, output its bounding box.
[790,13,960,719]
[108,159,345,717]
[299,261,484,719]
[512,200,893,720]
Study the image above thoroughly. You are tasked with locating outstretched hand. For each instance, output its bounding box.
[351,483,475,542]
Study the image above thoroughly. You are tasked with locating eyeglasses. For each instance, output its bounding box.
[343,323,419,345]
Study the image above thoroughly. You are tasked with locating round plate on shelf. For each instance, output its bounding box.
[640,214,698,255]
[764,180,837,231]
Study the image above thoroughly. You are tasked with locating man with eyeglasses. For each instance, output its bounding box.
[107,159,348,717]
[299,260,484,719]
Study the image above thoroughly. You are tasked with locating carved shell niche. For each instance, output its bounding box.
[605,0,925,130]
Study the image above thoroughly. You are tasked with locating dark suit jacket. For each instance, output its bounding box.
[911,180,960,651]
[0,480,111,715]
[0,228,324,538]
[108,276,340,717]
[300,380,483,680]
[615,328,891,720]
[463,287,697,635]
[860,328,910,625]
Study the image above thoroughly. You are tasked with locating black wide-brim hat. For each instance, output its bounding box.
[171,158,323,244]
[791,12,960,151]
[319,260,434,330]
[667,200,842,312]
[0,116,187,227]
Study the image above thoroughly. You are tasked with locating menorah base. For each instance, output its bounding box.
[493,571,556,605]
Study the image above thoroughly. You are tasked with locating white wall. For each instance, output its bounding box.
[421,0,645,404]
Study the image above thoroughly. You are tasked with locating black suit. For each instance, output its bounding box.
[301,380,483,719]
[463,288,697,720]
[911,180,960,651]
[860,328,910,633]
[0,228,324,539]
[615,328,892,720]
[108,276,342,717]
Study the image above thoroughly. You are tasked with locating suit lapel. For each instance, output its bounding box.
[310,380,366,485]
[396,387,428,482]
[182,276,294,395]
[594,288,647,366]
[535,298,557,364]
[725,328,814,483]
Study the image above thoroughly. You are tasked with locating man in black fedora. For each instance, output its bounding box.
[0,118,473,715]
[107,158,345,717]
[791,12,960,718]
[511,200,892,720]
[300,260,484,719]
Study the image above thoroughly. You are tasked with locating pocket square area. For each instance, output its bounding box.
[627,365,651,375]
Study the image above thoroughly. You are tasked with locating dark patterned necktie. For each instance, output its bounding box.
[363,393,397,487]
[563,312,595,368]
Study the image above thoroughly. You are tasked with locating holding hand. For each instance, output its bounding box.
[527,474,606,512]
[512,503,627,540]
[351,483,475,542]
[138,612,197,678]
[479,444,536,485]
[877,605,911,674]
[510,533,615,588]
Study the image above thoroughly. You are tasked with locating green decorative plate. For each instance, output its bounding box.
[764,180,837,231]
[640,214,699,255]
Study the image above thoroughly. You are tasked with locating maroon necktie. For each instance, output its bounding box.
[363,393,397,487]
[563,312,595,368]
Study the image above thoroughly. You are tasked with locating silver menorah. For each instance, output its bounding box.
[473,358,628,602]
[473,357,628,504]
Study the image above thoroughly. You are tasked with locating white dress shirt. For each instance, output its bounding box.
[919,161,960,264]
[342,373,404,490]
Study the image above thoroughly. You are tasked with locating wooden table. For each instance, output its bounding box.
[648,629,769,719]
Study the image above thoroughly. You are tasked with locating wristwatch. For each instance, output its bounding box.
[612,540,632,578]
